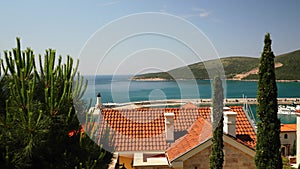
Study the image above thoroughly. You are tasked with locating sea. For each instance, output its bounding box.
[82,75,300,124]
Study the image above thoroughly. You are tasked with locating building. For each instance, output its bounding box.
[87,100,257,169]
[166,108,256,169]
[280,124,296,156]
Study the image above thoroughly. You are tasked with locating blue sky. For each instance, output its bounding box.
[1,0,300,75]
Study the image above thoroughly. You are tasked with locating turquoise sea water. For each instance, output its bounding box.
[82,75,300,123]
[83,75,300,103]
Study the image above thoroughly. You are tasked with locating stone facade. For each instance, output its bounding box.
[183,145,211,169]
[182,142,255,169]
[280,131,296,156]
[223,143,255,169]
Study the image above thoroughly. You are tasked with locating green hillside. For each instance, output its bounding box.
[275,50,300,80]
[133,49,300,80]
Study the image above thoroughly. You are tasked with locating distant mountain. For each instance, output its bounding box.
[132,50,300,81]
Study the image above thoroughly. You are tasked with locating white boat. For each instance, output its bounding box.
[278,105,298,115]
[296,105,300,110]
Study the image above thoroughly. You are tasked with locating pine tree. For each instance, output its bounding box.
[255,33,282,169]
[0,38,112,169]
[209,73,224,169]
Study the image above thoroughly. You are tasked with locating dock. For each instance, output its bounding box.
[104,98,300,109]
[224,98,300,105]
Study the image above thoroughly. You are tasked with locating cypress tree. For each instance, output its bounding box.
[209,73,224,169]
[291,139,296,156]
[255,33,282,169]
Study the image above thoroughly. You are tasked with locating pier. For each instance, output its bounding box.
[104,98,300,109]
[224,98,300,105]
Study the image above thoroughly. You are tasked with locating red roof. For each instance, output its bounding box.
[166,117,212,161]
[96,106,256,153]
[280,124,296,132]
[166,106,257,161]
[231,106,257,149]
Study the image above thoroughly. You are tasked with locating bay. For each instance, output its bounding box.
[81,75,300,124]
[83,75,300,103]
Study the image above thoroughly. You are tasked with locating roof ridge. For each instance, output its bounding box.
[166,117,212,161]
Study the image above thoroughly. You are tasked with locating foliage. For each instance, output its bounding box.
[291,139,296,156]
[209,73,224,169]
[282,156,297,169]
[282,157,290,169]
[133,49,300,80]
[134,57,259,80]
[132,72,174,80]
[254,33,282,169]
[275,50,300,80]
[0,38,112,169]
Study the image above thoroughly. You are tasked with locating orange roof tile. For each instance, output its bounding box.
[166,106,257,161]
[280,124,296,132]
[166,117,212,161]
[230,106,257,149]
[96,106,256,153]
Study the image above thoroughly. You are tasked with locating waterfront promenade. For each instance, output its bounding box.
[105,98,300,109]
[224,98,300,105]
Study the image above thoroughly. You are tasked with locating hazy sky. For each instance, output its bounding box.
[1,0,300,75]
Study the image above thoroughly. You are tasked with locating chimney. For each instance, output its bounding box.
[223,110,237,137]
[95,92,102,108]
[164,112,174,142]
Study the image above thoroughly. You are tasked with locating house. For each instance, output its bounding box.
[87,94,256,168]
[166,108,256,169]
[280,124,296,156]
[87,101,257,169]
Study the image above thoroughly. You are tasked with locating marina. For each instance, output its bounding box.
[103,97,300,109]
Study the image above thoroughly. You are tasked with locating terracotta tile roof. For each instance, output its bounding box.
[230,106,257,149]
[166,117,212,161]
[166,106,257,161]
[280,124,296,132]
[96,106,256,153]
[98,109,168,151]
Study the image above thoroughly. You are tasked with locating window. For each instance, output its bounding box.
[284,134,288,139]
